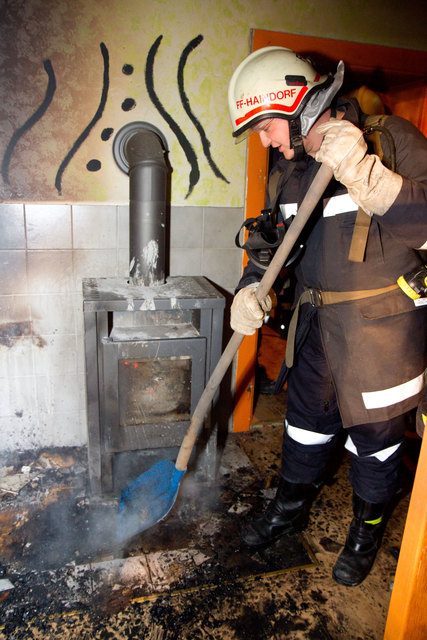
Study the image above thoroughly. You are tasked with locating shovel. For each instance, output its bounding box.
[117,163,333,541]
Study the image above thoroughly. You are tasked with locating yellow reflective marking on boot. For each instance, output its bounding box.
[364,516,383,525]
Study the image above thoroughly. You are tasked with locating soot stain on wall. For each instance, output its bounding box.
[0,321,47,349]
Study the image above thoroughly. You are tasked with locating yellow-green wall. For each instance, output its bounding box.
[0,0,425,206]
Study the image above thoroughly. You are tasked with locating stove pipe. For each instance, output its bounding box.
[113,122,170,286]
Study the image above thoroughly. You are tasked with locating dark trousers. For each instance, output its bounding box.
[282,311,406,503]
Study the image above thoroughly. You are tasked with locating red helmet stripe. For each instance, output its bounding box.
[235,86,309,126]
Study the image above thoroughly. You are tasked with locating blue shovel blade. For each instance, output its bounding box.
[116,460,186,542]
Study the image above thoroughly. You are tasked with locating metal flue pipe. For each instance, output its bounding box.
[113,122,169,286]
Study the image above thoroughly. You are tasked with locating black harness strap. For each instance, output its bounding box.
[235,162,297,270]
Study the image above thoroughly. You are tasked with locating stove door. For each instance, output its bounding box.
[100,337,206,452]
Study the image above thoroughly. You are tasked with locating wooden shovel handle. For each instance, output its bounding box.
[175,164,333,471]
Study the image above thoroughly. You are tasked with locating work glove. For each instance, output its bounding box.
[230,283,273,335]
[315,118,402,215]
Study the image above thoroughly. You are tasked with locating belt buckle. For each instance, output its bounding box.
[308,288,322,307]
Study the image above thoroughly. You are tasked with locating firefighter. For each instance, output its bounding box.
[228,47,427,586]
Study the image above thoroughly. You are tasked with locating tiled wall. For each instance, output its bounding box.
[0,203,244,452]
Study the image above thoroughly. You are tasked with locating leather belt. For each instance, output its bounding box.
[285,283,399,368]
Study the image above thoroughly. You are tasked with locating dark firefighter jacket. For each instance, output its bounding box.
[237,98,427,427]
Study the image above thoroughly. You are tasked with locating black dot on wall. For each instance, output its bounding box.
[87,159,101,172]
[122,64,134,75]
[101,127,114,141]
[121,98,136,111]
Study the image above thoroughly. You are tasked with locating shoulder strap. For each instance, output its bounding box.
[363,114,389,163]
[348,114,393,263]
[268,170,281,203]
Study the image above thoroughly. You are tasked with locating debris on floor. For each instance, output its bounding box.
[0,439,318,636]
[0,427,412,640]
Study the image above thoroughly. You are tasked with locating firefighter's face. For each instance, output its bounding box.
[253,112,332,160]
[252,118,295,160]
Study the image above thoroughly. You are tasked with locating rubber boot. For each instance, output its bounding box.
[241,478,318,549]
[332,493,386,587]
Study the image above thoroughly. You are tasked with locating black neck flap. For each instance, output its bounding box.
[289,118,305,161]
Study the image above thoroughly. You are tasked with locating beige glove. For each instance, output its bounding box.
[315,118,402,215]
[230,283,273,335]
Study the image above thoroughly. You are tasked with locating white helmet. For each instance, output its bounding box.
[228,46,344,156]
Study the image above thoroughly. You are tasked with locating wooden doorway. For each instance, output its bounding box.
[232,29,427,433]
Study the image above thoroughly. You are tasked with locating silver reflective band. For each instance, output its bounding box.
[280,202,298,219]
[345,435,402,462]
[286,421,335,445]
[362,371,425,410]
[323,193,358,217]
[280,194,358,220]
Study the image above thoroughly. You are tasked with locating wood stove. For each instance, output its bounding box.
[82,122,225,497]
[83,275,224,496]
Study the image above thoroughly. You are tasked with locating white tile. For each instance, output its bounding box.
[170,206,203,248]
[78,372,87,413]
[72,205,117,249]
[203,207,244,249]
[32,334,78,376]
[77,409,89,445]
[169,248,202,276]
[3,336,34,378]
[202,248,243,291]
[0,413,42,451]
[0,377,12,416]
[0,295,31,326]
[30,293,75,335]
[27,251,74,294]
[47,411,87,447]
[0,251,28,295]
[25,204,71,249]
[118,205,129,249]
[73,249,119,291]
[76,334,86,375]
[118,248,131,276]
[0,204,25,249]
[70,291,85,337]
[35,372,82,418]
[0,341,8,377]
[34,374,50,417]
[6,375,39,418]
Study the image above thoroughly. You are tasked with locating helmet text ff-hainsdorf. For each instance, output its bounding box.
[228,46,344,159]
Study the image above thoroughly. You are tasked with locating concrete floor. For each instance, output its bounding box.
[0,323,415,639]
[0,423,413,639]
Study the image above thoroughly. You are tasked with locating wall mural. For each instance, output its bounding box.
[0,29,231,203]
[146,35,229,198]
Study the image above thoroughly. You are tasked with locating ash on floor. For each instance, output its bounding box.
[0,426,413,640]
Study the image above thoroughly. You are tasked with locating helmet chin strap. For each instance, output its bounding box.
[289,118,305,161]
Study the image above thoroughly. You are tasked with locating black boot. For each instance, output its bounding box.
[241,478,318,549]
[332,493,386,587]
